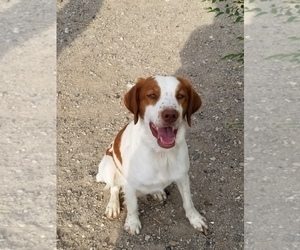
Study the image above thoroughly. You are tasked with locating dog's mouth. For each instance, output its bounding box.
[149,122,178,149]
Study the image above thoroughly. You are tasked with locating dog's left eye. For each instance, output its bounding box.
[147,94,157,99]
[176,94,185,99]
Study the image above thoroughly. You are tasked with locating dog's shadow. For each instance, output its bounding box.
[113,12,243,249]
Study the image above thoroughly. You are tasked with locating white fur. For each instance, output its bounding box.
[96,76,208,235]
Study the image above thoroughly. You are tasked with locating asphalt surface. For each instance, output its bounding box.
[245,1,300,249]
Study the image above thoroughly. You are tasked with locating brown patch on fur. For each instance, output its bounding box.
[175,82,189,119]
[124,77,160,124]
[105,144,122,174]
[105,144,113,157]
[176,77,202,126]
[138,77,160,120]
[113,123,129,165]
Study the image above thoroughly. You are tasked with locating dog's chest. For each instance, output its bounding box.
[124,149,188,193]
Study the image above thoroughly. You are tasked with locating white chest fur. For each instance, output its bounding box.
[121,140,190,194]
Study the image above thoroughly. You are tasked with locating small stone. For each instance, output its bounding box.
[169,240,178,246]
[192,151,200,160]
[102,242,107,247]
[13,27,19,33]
[145,235,151,241]
[204,200,212,206]
[289,81,297,86]
[205,126,212,132]
[235,196,241,201]
[64,27,69,33]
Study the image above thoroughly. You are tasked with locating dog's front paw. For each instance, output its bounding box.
[186,210,208,235]
[105,200,120,219]
[124,215,142,235]
[152,191,167,201]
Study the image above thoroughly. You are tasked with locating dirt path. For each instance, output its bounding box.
[57,0,243,249]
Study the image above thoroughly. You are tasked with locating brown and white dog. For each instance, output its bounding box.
[96,75,208,235]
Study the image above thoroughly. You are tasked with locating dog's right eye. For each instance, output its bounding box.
[176,94,185,99]
[147,94,156,99]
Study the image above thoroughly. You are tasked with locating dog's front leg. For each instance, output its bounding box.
[124,186,141,234]
[176,173,208,235]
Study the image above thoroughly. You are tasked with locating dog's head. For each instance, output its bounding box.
[124,75,201,148]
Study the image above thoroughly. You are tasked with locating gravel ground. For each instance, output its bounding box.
[1,0,56,249]
[57,0,243,249]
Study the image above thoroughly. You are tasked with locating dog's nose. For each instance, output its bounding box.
[161,109,179,123]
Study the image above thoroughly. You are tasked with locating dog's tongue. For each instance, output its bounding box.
[157,127,175,145]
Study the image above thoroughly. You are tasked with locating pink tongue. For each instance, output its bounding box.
[157,127,175,145]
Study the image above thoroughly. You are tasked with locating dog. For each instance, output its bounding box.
[96,75,208,235]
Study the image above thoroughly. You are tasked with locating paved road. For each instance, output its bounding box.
[0,1,56,249]
[245,1,300,249]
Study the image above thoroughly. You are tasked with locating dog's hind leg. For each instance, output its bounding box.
[105,186,120,219]
[96,152,121,219]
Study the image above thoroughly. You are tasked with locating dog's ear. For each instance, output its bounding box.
[177,77,202,126]
[187,87,202,126]
[124,78,145,124]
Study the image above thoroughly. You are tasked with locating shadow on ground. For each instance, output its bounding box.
[57,0,103,55]
[0,0,55,59]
